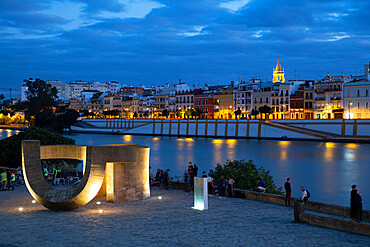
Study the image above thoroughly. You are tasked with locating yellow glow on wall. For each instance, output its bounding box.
[345,143,359,149]
[123,135,132,142]
[279,141,290,146]
[212,139,223,144]
[325,142,336,149]
[106,163,114,202]
[226,139,237,144]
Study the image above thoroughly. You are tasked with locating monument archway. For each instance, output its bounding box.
[22,140,150,211]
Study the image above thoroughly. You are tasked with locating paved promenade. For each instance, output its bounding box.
[0,187,369,247]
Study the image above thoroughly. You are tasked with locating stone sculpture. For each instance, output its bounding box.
[22,140,150,211]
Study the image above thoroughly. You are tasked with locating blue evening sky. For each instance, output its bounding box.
[0,0,369,93]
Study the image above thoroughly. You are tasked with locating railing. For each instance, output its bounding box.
[315,98,325,101]
[330,97,342,100]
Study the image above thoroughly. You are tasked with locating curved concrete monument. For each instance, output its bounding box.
[22,140,150,211]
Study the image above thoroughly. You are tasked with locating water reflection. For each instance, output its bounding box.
[58,133,370,208]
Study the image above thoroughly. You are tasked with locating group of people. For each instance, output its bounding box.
[43,165,62,186]
[0,169,17,191]
[284,178,363,222]
[284,178,311,206]
[153,168,170,190]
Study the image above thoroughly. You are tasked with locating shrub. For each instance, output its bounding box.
[209,159,283,195]
[0,128,75,168]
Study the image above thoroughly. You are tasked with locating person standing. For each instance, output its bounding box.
[284,178,292,206]
[193,164,198,177]
[350,185,362,222]
[186,162,194,194]
[227,176,235,197]
[218,176,227,199]
[202,171,207,178]
[163,169,170,190]
[10,171,15,190]
[1,169,7,191]
[43,166,49,181]
[207,175,214,195]
[17,166,22,177]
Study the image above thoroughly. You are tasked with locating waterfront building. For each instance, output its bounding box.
[213,82,236,119]
[303,81,315,119]
[251,89,272,119]
[314,75,344,119]
[272,59,285,83]
[88,92,104,114]
[271,91,280,119]
[175,90,195,118]
[290,86,304,119]
[343,80,370,119]
[21,79,121,101]
[142,96,156,117]
[68,100,85,111]
[103,95,123,114]
[194,93,215,119]
[122,96,133,118]
[130,96,143,115]
[120,86,144,95]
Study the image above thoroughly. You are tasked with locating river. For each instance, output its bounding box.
[1,129,369,208]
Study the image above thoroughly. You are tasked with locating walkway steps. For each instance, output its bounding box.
[263,121,338,139]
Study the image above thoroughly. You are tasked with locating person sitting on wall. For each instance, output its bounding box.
[256,178,266,193]
[301,186,310,201]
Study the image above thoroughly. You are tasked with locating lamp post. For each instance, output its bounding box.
[325,103,329,119]
[282,104,285,119]
[349,102,353,119]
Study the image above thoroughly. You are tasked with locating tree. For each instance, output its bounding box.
[102,109,120,117]
[175,110,181,118]
[251,109,259,119]
[34,108,54,128]
[143,110,150,118]
[258,105,272,120]
[234,109,242,119]
[209,159,283,195]
[52,109,80,132]
[24,78,58,118]
[0,128,75,168]
[161,109,170,118]
[133,112,138,118]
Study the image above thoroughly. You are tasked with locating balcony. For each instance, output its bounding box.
[315,97,325,101]
[330,97,341,101]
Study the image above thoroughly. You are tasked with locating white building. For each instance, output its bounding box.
[21,79,121,101]
[343,80,370,119]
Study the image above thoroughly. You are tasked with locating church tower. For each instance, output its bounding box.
[272,58,285,83]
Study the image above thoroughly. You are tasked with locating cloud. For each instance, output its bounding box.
[0,0,369,89]
[220,0,251,12]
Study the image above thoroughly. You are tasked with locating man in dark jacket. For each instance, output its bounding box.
[350,185,362,222]
[284,178,292,206]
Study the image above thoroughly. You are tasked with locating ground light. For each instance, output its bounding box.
[158,196,162,200]
[98,210,103,213]
[96,201,101,205]
[18,207,24,211]
[31,200,36,204]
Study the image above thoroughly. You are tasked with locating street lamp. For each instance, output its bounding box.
[325,103,329,119]
[282,104,285,119]
[349,102,353,119]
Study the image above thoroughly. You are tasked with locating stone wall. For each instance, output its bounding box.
[299,213,370,236]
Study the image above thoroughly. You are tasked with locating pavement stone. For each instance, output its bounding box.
[0,186,369,247]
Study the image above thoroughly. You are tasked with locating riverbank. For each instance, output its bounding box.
[72,119,370,143]
[1,186,369,246]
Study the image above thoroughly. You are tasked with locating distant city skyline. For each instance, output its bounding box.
[0,0,369,92]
